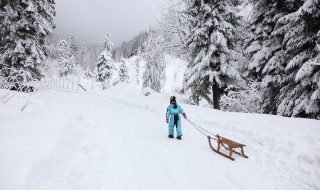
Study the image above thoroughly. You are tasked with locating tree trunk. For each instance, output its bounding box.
[212,84,221,110]
[196,96,199,106]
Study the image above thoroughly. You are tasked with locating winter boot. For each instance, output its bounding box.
[168,135,174,138]
[177,136,182,140]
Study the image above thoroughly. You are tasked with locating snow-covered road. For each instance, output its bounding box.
[1,84,319,190]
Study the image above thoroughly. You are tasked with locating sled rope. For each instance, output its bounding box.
[185,118,217,140]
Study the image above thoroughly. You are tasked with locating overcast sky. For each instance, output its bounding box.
[53,0,167,47]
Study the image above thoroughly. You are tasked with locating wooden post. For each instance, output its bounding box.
[229,145,233,158]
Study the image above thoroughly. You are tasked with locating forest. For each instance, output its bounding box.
[0,0,319,119]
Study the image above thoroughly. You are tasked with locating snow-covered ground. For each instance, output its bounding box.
[1,83,319,190]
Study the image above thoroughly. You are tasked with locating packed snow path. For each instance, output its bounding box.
[1,84,320,190]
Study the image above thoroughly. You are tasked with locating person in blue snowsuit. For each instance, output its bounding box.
[166,96,186,140]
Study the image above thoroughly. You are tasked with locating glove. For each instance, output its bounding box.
[166,117,169,123]
[183,114,187,119]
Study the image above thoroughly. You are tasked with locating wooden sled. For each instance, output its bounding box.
[207,135,248,161]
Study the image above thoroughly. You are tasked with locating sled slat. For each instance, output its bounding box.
[207,135,248,161]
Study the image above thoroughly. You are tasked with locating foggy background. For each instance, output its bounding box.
[52,0,167,47]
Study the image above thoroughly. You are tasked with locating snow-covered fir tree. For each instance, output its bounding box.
[182,0,242,109]
[79,41,87,67]
[0,0,55,85]
[96,33,115,89]
[69,36,78,60]
[274,0,320,118]
[135,57,141,85]
[142,33,166,92]
[57,40,75,77]
[244,0,301,114]
[119,58,129,83]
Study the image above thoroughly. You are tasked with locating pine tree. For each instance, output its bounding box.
[79,41,87,67]
[96,33,115,89]
[135,57,141,85]
[0,0,56,85]
[57,40,75,77]
[275,0,320,118]
[119,58,129,83]
[69,36,78,60]
[244,0,302,114]
[182,0,242,109]
[142,33,166,92]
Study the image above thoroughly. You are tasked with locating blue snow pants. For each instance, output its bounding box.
[167,104,185,137]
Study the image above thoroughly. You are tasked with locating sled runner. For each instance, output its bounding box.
[207,135,248,161]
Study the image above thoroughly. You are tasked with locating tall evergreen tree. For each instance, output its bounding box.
[275,0,320,118]
[182,0,242,109]
[57,40,75,77]
[0,0,56,84]
[79,41,87,67]
[244,0,302,114]
[142,33,166,92]
[119,58,129,83]
[135,57,141,85]
[96,33,115,89]
[69,36,78,59]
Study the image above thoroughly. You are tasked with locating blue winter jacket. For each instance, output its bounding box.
[166,104,185,122]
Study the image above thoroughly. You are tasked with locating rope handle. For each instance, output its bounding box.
[185,118,217,140]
